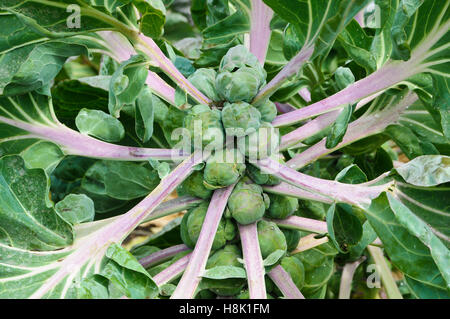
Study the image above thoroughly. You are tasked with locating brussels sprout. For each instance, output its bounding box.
[255,100,277,122]
[181,202,237,250]
[215,68,261,103]
[203,148,246,189]
[183,104,224,150]
[281,228,302,251]
[247,163,281,185]
[219,45,266,84]
[265,194,299,219]
[180,209,195,248]
[238,122,280,160]
[257,220,287,259]
[221,102,262,136]
[228,181,268,225]
[188,68,220,101]
[177,170,213,199]
[280,256,305,290]
[203,245,246,296]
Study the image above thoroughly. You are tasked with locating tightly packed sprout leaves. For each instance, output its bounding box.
[0,0,449,301]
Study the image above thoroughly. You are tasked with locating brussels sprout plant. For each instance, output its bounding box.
[0,0,449,300]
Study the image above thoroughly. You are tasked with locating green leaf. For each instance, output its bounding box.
[202,266,247,279]
[396,155,450,186]
[135,87,155,143]
[109,55,148,118]
[0,155,73,250]
[263,249,286,267]
[326,203,363,253]
[82,161,160,200]
[387,193,450,290]
[335,164,368,184]
[202,10,250,45]
[384,124,424,159]
[134,0,167,38]
[76,275,109,299]
[55,194,95,225]
[326,103,354,149]
[432,75,450,139]
[75,108,125,142]
[102,243,159,299]
[365,193,448,293]
[293,242,338,296]
[0,40,88,95]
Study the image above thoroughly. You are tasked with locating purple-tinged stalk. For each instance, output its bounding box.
[268,265,305,299]
[286,92,418,169]
[171,185,236,299]
[253,45,315,105]
[267,216,328,234]
[271,60,417,127]
[280,91,384,150]
[338,256,366,299]
[0,116,186,161]
[239,223,267,299]
[263,182,333,204]
[367,246,403,299]
[275,102,296,114]
[139,244,190,269]
[30,153,201,298]
[255,158,393,206]
[249,0,274,64]
[270,216,383,247]
[98,31,176,104]
[153,253,192,286]
[135,34,211,105]
[298,87,311,103]
[75,196,203,238]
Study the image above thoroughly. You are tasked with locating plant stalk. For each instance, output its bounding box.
[140,244,190,269]
[239,223,267,299]
[338,256,367,299]
[268,265,305,299]
[171,184,236,299]
[367,246,403,299]
[153,253,192,286]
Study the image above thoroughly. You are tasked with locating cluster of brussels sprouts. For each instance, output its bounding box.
[173,45,308,296]
[183,45,280,157]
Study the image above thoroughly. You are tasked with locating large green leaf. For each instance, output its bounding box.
[396,155,450,186]
[82,160,160,200]
[365,193,449,296]
[0,155,73,250]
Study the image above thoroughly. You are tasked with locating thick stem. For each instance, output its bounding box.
[255,158,393,206]
[280,91,384,150]
[97,31,176,104]
[268,216,328,234]
[285,92,417,169]
[75,196,203,238]
[31,153,201,298]
[253,45,315,105]
[271,60,416,127]
[275,102,296,114]
[268,265,305,299]
[139,244,190,269]
[338,256,366,299]
[171,185,236,299]
[0,116,187,161]
[135,34,211,105]
[263,182,333,204]
[239,223,267,299]
[367,246,403,299]
[153,253,192,286]
[249,0,273,64]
